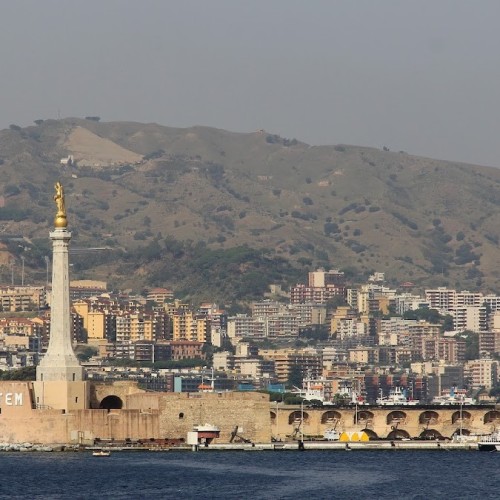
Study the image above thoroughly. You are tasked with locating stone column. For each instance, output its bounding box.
[36,228,83,382]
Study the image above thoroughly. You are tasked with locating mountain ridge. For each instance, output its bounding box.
[0,118,499,301]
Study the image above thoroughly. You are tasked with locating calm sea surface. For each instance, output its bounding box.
[0,450,497,499]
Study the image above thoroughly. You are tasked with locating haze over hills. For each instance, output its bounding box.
[1,117,500,303]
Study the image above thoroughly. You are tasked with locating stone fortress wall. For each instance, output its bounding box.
[1,379,500,444]
[0,381,271,444]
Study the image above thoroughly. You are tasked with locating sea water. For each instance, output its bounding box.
[0,450,497,499]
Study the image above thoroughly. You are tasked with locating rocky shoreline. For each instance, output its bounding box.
[0,442,80,452]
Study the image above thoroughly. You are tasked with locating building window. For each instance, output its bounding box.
[179,412,184,419]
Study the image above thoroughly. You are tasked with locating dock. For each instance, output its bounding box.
[206,440,477,451]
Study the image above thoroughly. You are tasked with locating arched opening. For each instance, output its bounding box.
[321,410,342,425]
[288,411,309,425]
[178,412,184,419]
[452,428,471,437]
[420,429,443,440]
[99,395,123,410]
[356,410,374,425]
[419,410,439,425]
[451,410,471,425]
[270,411,277,423]
[387,410,407,426]
[484,411,500,424]
[386,429,410,440]
[361,428,379,440]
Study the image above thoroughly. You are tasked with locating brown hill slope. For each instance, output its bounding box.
[0,118,499,298]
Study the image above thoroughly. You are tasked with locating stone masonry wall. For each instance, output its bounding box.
[155,392,271,443]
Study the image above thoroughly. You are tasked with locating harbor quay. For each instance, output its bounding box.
[0,377,498,446]
[270,404,500,442]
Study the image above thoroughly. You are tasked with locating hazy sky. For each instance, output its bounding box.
[1,1,500,167]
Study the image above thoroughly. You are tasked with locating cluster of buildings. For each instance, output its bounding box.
[8,182,500,448]
[1,268,500,403]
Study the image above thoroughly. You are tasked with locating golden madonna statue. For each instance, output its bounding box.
[54,181,67,228]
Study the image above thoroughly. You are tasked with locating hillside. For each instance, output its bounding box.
[1,117,500,302]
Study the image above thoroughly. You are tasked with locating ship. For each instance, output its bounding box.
[431,388,475,406]
[376,387,419,406]
[477,431,500,451]
[292,378,366,406]
[291,378,334,405]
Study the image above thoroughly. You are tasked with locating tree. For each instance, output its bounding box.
[403,307,443,323]
[326,295,348,310]
[287,365,303,389]
[75,345,98,362]
[0,366,36,380]
[299,325,329,341]
[456,330,479,360]
[442,315,454,332]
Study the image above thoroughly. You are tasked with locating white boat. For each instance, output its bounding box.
[291,378,334,405]
[292,378,365,406]
[478,431,500,451]
[431,388,475,405]
[92,449,111,457]
[376,387,419,406]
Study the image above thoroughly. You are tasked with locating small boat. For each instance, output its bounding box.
[477,432,500,452]
[92,449,111,457]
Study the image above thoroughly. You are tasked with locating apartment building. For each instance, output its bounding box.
[425,288,483,313]
[266,313,301,338]
[227,314,265,339]
[146,287,174,304]
[0,286,46,311]
[172,310,210,342]
[464,358,499,390]
[479,330,500,357]
[260,349,322,382]
[308,269,346,288]
[289,303,327,326]
[453,306,488,332]
[251,300,283,318]
[394,294,430,315]
[169,341,204,360]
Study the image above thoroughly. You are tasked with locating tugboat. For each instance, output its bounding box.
[477,431,500,451]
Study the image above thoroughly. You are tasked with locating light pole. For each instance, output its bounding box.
[276,400,279,441]
[459,397,463,438]
[44,256,49,287]
[297,398,307,450]
[21,256,25,286]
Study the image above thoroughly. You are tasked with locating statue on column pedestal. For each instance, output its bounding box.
[54,181,67,228]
